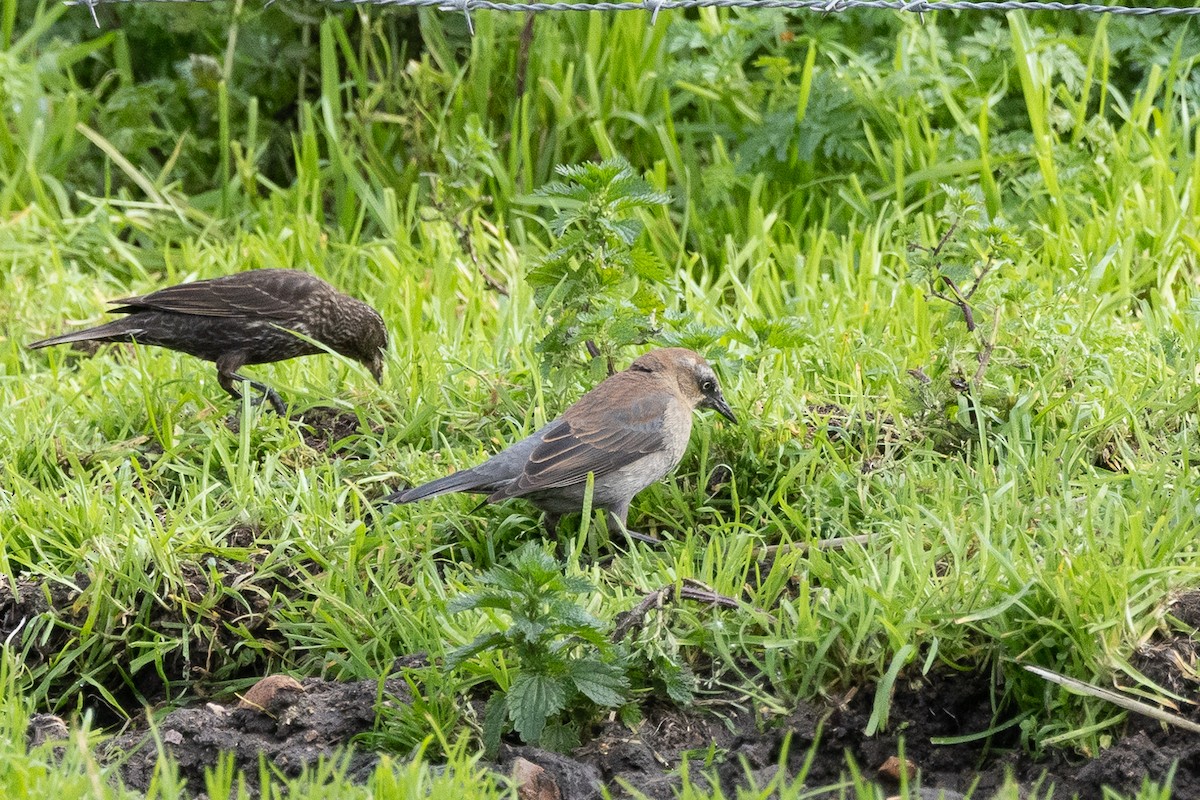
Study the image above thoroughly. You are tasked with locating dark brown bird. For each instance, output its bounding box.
[27,269,387,413]
[386,348,736,542]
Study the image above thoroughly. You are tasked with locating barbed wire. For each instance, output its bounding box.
[67,0,1200,32]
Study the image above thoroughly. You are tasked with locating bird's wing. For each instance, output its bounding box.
[502,393,669,496]
[110,270,324,319]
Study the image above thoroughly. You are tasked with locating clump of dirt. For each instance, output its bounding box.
[547,669,1012,799]
[1167,590,1200,630]
[224,524,261,550]
[107,677,414,794]
[576,702,748,798]
[293,406,380,456]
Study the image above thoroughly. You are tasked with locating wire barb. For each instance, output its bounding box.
[439,0,476,34]
[642,0,666,24]
[899,0,925,22]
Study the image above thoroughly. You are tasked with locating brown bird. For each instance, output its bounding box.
[386,347,736,542]
[27,269,387,413]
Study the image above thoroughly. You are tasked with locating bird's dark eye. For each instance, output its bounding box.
[701,380,714,393]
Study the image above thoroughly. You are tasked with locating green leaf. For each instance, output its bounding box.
[507,671,568,745]
[609,218,643,245]
[482,692,508,759]
[448,587,521,614]
[659,661,696,705]
[512,616,548,643]
[546,598,605,632]
[568,659,629,707]
[561,576,596,595]
[539,722,582,754]
[445,632,508,670]
[629,247,671,283]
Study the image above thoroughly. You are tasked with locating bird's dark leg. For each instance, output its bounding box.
[543,513,561,537]
[607,507,661,546]
[227,373,287,415]
[217,354,286,414]
[244,377,287,415]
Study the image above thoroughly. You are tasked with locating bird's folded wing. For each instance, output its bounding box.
[110,271,321,319]
[503,395,668,496]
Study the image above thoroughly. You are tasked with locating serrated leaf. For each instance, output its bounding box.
[630,247,671,283]
[511,616,547,643]
[546,598,604,631]
[630,285,666,318]
[482,692,508,758]
[568,659,629,707]
[508,543,561,583]
[536,180,579,198]
[539,722,582,754]
[448,588,521,614]
[445,632,508,670]
[561,576,596,594]
[660,661,696,705]
[446,591,485,614]
[508,671,568,744]
[609,218,643,245]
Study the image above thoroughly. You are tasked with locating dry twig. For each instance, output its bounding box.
[612,579,747,642]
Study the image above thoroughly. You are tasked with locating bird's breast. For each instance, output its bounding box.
[661,400,694,465]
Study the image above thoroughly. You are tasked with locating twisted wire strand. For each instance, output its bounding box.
[63,0,1200,16]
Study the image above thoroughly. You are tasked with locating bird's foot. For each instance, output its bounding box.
[602,512,663,548]
[225,372,288,416]
[254,387,288,416]
[233,375,287,415]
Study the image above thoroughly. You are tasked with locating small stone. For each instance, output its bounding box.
[512,756,561,800]
[237,675,306,712]
[878,754,916,782]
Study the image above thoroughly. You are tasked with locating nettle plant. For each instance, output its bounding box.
[904,186,1028,439]
[446,544,629,754]
[529,158,673,380]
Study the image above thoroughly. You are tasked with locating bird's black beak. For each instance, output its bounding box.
[369,355,385,385]
[706,393,737,425]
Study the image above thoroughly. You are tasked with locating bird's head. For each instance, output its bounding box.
[339,300,388,384]
[630,348,737,424]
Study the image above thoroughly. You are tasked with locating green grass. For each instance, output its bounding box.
[2,0,1199,796]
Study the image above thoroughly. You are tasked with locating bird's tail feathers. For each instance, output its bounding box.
[383,469,486,505]
[27,320,142,350]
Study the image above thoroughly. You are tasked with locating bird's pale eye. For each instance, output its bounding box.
[701,380,714,393]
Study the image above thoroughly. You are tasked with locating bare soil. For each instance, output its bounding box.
[8,559,1200,798]
[79,662,1200,799]
[7,568,1200,798]
[292,406,380,456]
